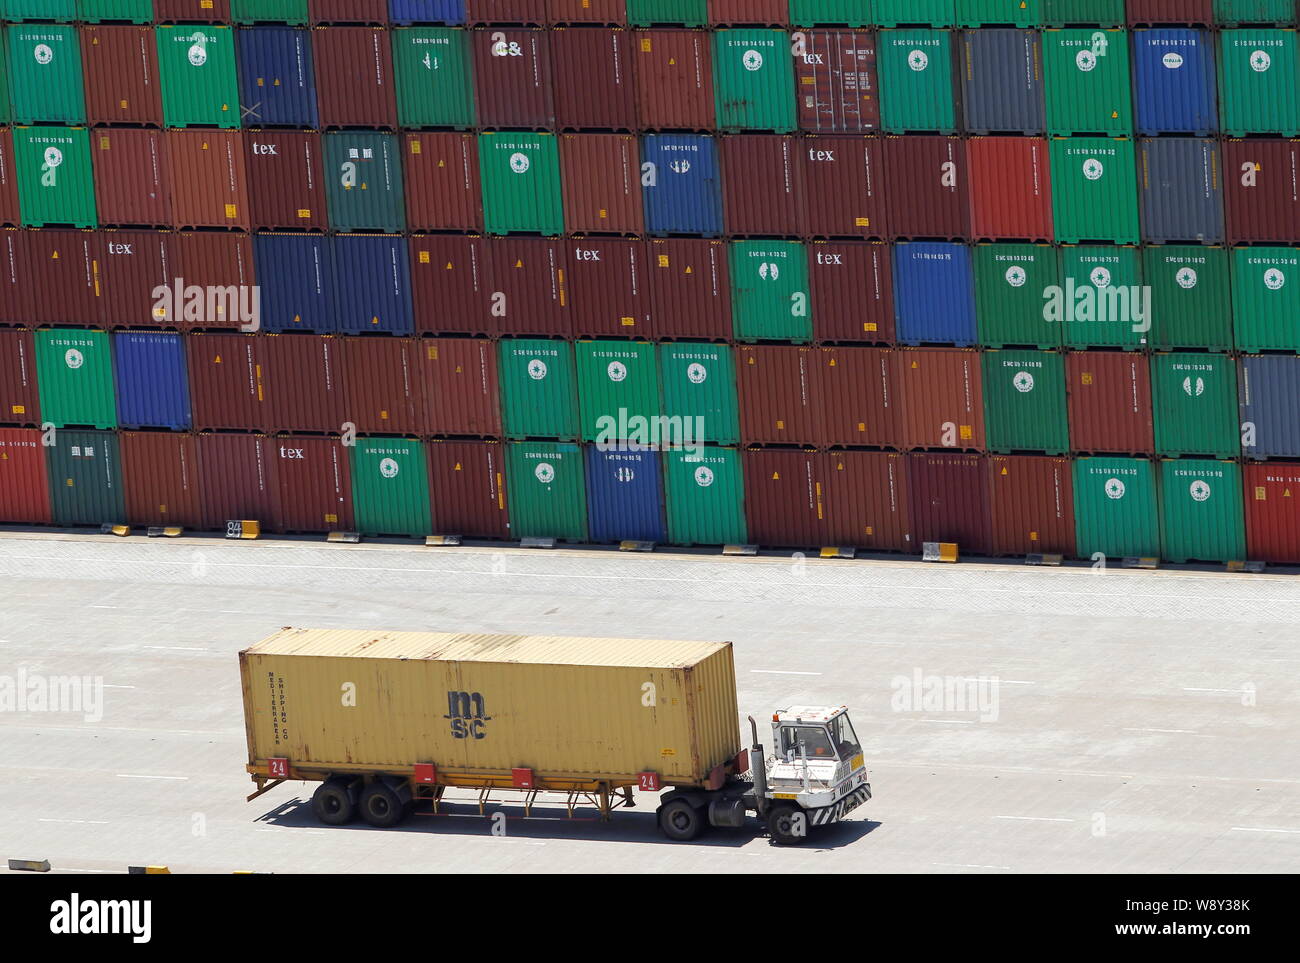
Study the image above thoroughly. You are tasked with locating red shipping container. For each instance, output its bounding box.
[1126,0,1214,25]
[27,231,102,328]
[312,27,398,129]
[1243,462,1300,564]
[271,434,354,532]
[417,337,502,436]
[815,345,899,447]
[245,131,328,232]
[1222,139,1300,245]
[81,26,163,127]
[883,135,970,240]
[0,230,35,326]
[967,136,1053,242]
[795,30,879,133]
[472,28,556,129]
[120,431,201,528]
[560,133,644,235]
[735,344,823,445]
[0,329,39,425]
[741,447,826,548]
[547,0,625,24]
[550,28,637,130]
[0,428,50,524]
[172,232,256,331]
[338,336,424,435]
[894,347,985,451]
[809,240,893,343]
[92,129,172,230]
[802,135,887,239]
[262,333,346,434]
[707,0,786,25]
[154,0,230,21]
[166,131,251,231]
[427,438,511,538]
[468,0,547,23]
[196,432,278,531]
[403,133,483,233]
[646,238,731,340]
[822,449,911,551]
[907,453,992,556]
[309,0,389,23]
[632,30,715,131]
[1065,350,1154,455]
[565,237,652,338]
[410,234,489,335]
[187,333,269,431]
[721,135,806,237]
[484,236,569,337]
[0,129,19,229]
[987,454,1076,557]
[98,230,176,329]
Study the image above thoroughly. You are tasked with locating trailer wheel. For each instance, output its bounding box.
[359,781,405,828]
[658,799,703,842]
[767,804,808,846]
[312,779,355,826]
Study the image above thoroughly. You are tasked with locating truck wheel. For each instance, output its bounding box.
[658,799,703,841]
[359,781,405,828]
[767,804,808,846]
[311,779,354,826]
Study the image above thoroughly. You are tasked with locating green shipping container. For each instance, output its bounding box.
[1042,0,1125,26]
[1151,352,1240,457]
[658,343,740,445]
[156,26,240,129]
[1057,245,1145,349]
[1158,459,1246,563]
[1049,136,1139,243]
[878,29,958,133]
[625,0,707,28]
[874,0,956,25]
[15,126,97,228]
[1145,245,1234,351]
[1231,246,1300,351]
[0,1,77,20]
[789,1,873,27]
[230,1,309,24]
[392,28,475,129]
[956,1,1043,26]
[324,132,406,232]
[663,446,747,545]
[47,430,125,528]
[981,349,1069,452]
[712,30,797,132]
[478,133,563,236]
[6,25,86,125]
[576,340,660,444]
[35,330,117,430]
[973,243,1062,348]
[1218,30,1300,135]
[1043,29,1133,135]
[1073,456,1159,559]
[350,438,432,537]
[0,39,11,126]
[1214,1,1297,26]
[729,240,813,342]
[506,441,588,541]
[77,1,155,23]
[498,339,579,440]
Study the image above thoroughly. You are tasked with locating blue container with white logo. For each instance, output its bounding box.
[332,235,414,335]
[640,134,723,237]
[236,27,319,129]
[1133,29,1218,135]
[584,446,667,544]
[893,242,977,345]
[254,234,337,333]
[112,332,191,430]
[388,0,466,24]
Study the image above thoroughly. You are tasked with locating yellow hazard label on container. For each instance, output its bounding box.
[1081,372,1094,385]
[410,140,421,154]
[960,425,972,439]
[1256,487,1266,500]
[297,209,311,218]
[225,204,238,219]
[660,748,676,757]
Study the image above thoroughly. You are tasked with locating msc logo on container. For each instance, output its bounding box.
[445,691,490,740]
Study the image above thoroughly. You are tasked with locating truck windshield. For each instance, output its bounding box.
[830,714,862,761]
[780,726,836,760]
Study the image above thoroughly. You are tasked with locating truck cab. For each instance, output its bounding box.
[762,706,872,843]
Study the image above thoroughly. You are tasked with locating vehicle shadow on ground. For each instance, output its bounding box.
[257,797,879,849]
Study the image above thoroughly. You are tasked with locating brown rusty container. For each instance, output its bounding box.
[173,232,256,331]
[1065,350,1154,455]
[741,447,826,548]
[565,237,652,338]
[0,130,21,229]
[721,134,807,238]
[550,27,637,130]
[91,129,172,230]
[245,130,328,232]
[166,131,251,231]
[309,0,390,23]
[485,236,570,337]
[1222,139,1300,245]
[196,432,278,532]
[338,336,424,435]
[883,135,970,240]
[815,345,899,448]
[409,234,490,336]
[548,0,626,24]
[98,230,175,329]
[906,453,992,556]
[472,28,556,129]
[0,329,39,426]
[1126,0,1213,25]
[809,240,893,343]
[26,230,101,329]
[560,133,644,235]
[708,0,786,25]
[272,435,353,533]
[987,454,1076,557]
[154,0,231,21]
[417,337,502,437]
[120,430,202,529]
[0,428,50,523]
[262,333,346,434]
[632,29,715,131]
[427,438,511,538]
[822,449,911,551]
[795,29,879,133]
[312,27,398,129]
[646,237,731,340]
[403,133,483,233]
[81,26,163,127]
[735,344,823,445]
[0,230,35,326]
[802,135,888,239]
[187,332,269,431]
[468,0,547,22]
[967,136,1053,242]
[894,347,985,451]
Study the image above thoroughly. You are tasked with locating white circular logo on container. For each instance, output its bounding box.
[34,44,53,65]
[742,50,763,71]
[379,457,399,479]
[687,362,707,384]
[527,358,548,380]
[1264,268,1286,291]
[1162,52,1184,70]
[1250,50,1271,72]
[43,147,63,169]
[64,349,83,370]
[1176,267,1198,289]
[694,466,715,488]
[758,262,780,281]
[1189,479,1211,502]
[1076,49,1097,72]
[1013,371,1035,393]
[607,361,627,382]
[188,40,208,67]
[510,152,530,174]
[1183,376,1205,396]
[1082,158,1104,181]
[908,50,929,72]
[534,462,555,484]
[1005,265,1027,288]
[1105,478,1126,500]
[1090,266,1112,288]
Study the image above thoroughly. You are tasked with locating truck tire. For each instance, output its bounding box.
[658,798,704,842]
[312,779,355,826]
[766,804,809,846]
[359,781,406,828]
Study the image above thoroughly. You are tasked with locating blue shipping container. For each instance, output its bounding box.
[641,134,723,237]
[1239,355,1300,458]
[253,233,337,333]
[1133,30,1218,135]
[893,242,976,345]
[584,446,666,543]
[332,234,414,335]
[236,27,320,129]
[112,332,191,430]
[389,0,466,24]
[1138,137,1224,243]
